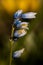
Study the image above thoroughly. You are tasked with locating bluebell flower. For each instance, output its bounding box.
[22,12,37,19]
[13,19,29,30]
[20,22,29,30]
[13,29,27,41]
[14,10,23,19]
[14,10,37,19]
[13,19,21,28]
[14,29,27,38]
[13,48,24,58]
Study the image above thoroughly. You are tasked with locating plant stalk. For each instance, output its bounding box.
[9,25,14,65]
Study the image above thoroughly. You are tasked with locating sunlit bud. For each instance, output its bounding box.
[13,48,25,58]
[14,29,27,37]
[22,12,37,19]
[14,10,23,18]
[20,22,29,30]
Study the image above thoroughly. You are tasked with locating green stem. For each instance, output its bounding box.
[9,26,14,65]
[9,40,13,65]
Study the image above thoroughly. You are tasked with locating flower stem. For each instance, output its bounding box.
[9,40,13,65]
[9,25,14,65]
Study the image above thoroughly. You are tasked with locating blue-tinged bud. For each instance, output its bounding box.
[13,19,21,27]
[14,10,23,19]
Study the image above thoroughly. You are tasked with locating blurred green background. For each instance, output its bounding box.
[0,0,43,65]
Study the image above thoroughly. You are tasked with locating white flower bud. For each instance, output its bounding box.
[13,48,25,58]
[22,12,37,19]
[20,22,29,30]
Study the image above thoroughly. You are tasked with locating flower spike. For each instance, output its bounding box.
[12,10,37,41]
